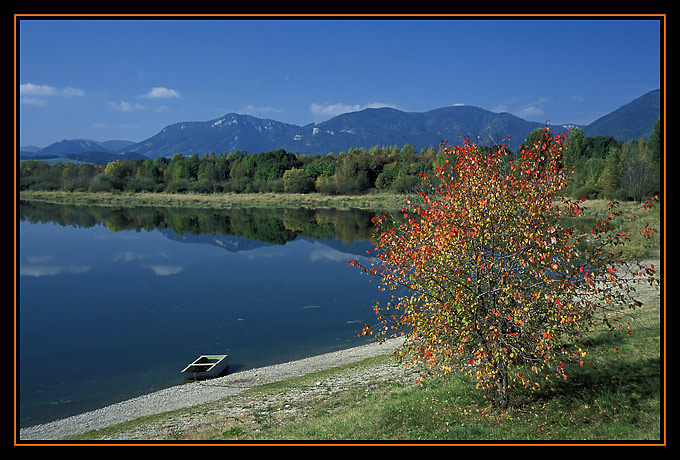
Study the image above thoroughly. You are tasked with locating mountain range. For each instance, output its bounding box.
[20,89,660,163]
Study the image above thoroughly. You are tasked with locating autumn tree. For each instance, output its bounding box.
[349,128,659,409]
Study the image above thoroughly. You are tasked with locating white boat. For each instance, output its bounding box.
[181,354,229,379]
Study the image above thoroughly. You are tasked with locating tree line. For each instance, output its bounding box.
[20,200,378,245]
[19,118,661,202]
[561,118,661,202]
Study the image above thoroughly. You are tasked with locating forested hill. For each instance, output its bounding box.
[583,89,661,141]
[21,89,660,162]
[115,106,550,159]
[106,88,663,159]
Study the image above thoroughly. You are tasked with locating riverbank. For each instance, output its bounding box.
[18,190,410,211]
[18,337,407,442]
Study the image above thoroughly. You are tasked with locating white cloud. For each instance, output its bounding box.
[516,98,547,120]
[490,97,547,120]
[20,97,48,107]
[61,87,85,97]
[516,105,545,119]
[141,87,181,99]
[20,83,57,96]
[110,100,146,112]
[310,102,359,116]
[310,101,398,117]
[19,82,84,106]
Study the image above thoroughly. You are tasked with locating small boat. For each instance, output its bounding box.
[181,354,229,379]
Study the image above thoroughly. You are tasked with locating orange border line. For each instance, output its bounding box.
[14,12,667,448]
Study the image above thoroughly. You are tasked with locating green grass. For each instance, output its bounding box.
[231,294,662,443]
[576,199,662,260]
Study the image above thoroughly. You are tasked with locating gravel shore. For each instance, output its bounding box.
[18,337,406,442]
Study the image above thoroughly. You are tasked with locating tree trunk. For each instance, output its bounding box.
[495,368,509,409]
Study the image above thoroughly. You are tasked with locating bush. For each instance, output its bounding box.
[189,179,214,194]
[390,174,423,193]
[166,179,190,194]
[315,176,336,195]
[88,173,114,192]
[125,176,157,193]
[283,168,314,193]
[62,177,91,192]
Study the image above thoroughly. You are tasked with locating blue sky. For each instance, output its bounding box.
[17,16,662,148]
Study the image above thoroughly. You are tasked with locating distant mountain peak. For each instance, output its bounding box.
[583,89,660,140]
[25,89,660,161]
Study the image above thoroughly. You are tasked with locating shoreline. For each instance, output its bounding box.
[18,190,410,211]
[18,337,406,442]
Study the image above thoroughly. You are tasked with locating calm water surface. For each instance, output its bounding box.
[18,203,390,428]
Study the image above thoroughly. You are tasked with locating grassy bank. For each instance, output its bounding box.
[18,190,410,211]
[277,292,661,443]
[72,283,662,443]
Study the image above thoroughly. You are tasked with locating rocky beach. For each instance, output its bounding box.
[18,337,407,442]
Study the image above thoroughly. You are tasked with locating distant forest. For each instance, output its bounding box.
[19,120,661,203]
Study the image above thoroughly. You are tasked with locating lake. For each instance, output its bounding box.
[17,202,392,428]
